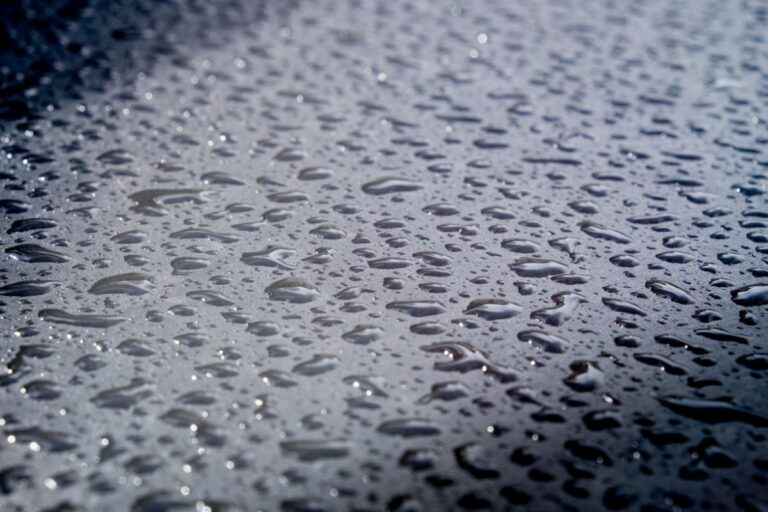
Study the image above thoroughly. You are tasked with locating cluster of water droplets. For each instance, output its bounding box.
[0,0,766,510]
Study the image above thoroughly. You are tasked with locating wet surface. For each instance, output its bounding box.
[1,0,767,510]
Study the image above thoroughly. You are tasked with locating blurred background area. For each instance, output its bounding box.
[0,0,291,121]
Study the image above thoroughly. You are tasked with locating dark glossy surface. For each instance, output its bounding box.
[1,0,767,510]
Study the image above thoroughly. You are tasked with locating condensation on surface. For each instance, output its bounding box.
[0,0,767,510]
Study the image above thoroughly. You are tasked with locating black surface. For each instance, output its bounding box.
[0,0,767,511]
